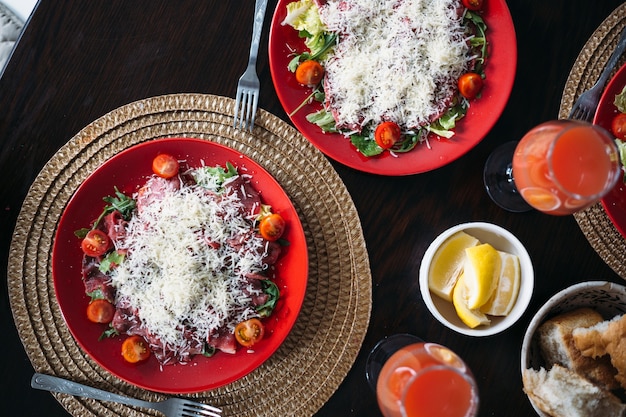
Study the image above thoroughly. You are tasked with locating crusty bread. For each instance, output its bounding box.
[573,314,626,390]
[537,308,619,390]
[523,365,626,417]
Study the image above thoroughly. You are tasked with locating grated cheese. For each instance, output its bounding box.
[110,172,266,357]
[319,0,470,130]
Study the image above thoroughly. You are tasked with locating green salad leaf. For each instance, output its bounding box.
[192,162,238,192]
[614,86,626,113]
[257,280,280,317]
[306,109,337,133]
[74,187,136,237]
[615,138,626,182]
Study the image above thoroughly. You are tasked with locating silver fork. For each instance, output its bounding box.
[569,26,626,121]
[31,373,222,417]
[233,0,269,131]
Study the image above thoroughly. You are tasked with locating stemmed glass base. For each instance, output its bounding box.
[483,141,533,213]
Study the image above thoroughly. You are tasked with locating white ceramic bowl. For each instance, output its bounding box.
[419,222,534,336]
[520,281,626,416]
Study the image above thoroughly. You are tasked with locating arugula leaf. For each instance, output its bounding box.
[75,187,136,236]
[99,251,125,273]
[391,133,421,153]
[256,280,280,318]
[464,10,488,73]
[99,324,119,341]
[350,134,384,157]
[103,187,136,221]
[192,162,238,191]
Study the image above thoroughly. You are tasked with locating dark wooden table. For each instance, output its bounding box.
[1,1,624,415]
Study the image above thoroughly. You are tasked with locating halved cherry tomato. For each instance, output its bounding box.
[295,60,324,86]
[234,318,265,348]
[458,72,484,99]
[462,0,483,10]
[81,229,112,257]
[612,113,626,140]
[86,299,115,323]
[374,121,402,149]
[259,213,286,241]
[121,335,151,363]
[152,153,179,179]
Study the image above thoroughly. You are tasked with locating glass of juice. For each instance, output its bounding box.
[484,119,622,214]
[366,334,479,417]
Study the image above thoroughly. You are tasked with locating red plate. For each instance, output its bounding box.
[52,138,308,393]
[269,0,517,175]
[594,63,626,239]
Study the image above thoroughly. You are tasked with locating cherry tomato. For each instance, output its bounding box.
[234,318,265,348]
[295,60,324,86]
[81,229,112,257]
[374,121,402,149]
[121,335,151,363]
[152,153,179,179]
[259,213,286,241]
[462,0,483,10]
[86,299,115,323]
[458,72,484,99]
[611,113,626,140]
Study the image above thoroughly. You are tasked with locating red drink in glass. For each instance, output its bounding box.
[512,120,621,215]
[375,342,478,417]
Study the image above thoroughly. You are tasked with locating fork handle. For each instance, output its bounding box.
[31,373,152,409]
[593,26,626,89]
[247,0,268,67]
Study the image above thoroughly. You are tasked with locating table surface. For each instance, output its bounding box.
[1,0,625,416]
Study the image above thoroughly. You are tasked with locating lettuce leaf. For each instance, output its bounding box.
[306,109,337,133]
[614,86,626,113]
[282,0,324,35]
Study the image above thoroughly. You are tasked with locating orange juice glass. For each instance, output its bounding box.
[367,335,478,417]
[512,120,621,215]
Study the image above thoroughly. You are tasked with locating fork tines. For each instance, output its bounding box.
[181,400,222,417]
[234,84,259,131]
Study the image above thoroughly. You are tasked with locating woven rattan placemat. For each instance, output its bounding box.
[559,3,626,280]
[7,94,372,416]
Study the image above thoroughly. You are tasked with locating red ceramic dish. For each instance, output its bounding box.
[52,138,308,393]
[594,63,626,239]
[268,0,517,176]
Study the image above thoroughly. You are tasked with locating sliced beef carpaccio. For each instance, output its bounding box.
[224,175,262,218]
[103,210,128,242]
[81,255,116,303]
[207,327,237,355]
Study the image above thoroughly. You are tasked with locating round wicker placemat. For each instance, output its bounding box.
[7,94,372,417]
[559,3,626,280]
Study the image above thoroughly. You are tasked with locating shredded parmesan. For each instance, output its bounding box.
[319,0,470,130]
[110,172,266,356]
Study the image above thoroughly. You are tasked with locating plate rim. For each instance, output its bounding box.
[50,137,309,393]
[594,62,626,239]
[268,0,518,175]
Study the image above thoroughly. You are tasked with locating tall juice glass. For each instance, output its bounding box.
[512,120,621,215]
[366,334,478,417]
[484,119,621,214]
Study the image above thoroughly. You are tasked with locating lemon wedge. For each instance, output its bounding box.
[428,231,480,301]
[463,243,501,309]
[480,251,521,316]
[452,272,490,328]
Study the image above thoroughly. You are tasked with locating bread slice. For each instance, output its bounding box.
[523,365,626,417]
[573,314,626,390]
[537,308,619,390]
